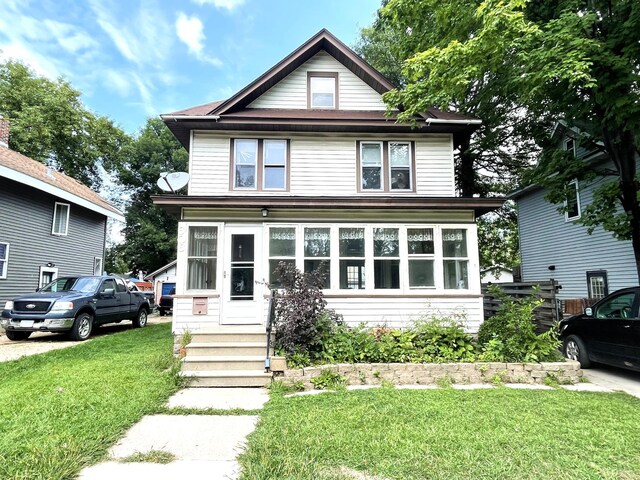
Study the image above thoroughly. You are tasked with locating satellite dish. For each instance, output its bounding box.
[157,172,190,193]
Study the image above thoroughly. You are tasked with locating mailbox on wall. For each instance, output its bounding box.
[192,297,208,315]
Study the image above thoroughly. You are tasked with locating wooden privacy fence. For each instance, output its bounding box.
[481,280,561,332]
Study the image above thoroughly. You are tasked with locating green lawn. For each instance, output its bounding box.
[240,387,640,480]
[0,323,179,480]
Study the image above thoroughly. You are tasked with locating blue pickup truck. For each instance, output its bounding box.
[1,275,151,341]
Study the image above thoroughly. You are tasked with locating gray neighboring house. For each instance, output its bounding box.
[512,124,638,304]
[0,118,124,304]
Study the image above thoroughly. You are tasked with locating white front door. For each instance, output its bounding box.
[221,226,264,325]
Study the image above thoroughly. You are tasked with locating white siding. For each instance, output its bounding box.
[189,133,455,197]
[172,296,220,334]
[248,52,387,111]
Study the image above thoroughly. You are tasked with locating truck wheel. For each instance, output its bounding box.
[69,312,93,341]
[5,331,32,341]
[132,308,148,328]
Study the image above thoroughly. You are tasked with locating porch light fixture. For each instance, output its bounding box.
[46,262,56,268]
[261,208,269,217]
[548,265,556,271]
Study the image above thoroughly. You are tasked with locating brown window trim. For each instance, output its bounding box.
[229,138,290,192]
[307,72,339,110]
[356,140,416,193]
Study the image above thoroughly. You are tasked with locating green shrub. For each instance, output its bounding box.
[310,369,346,390]
[477,285,560,362]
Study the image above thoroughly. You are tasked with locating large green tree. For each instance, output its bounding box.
[0,59,129,188]
[367,0,640,281]
[111,118,188,275]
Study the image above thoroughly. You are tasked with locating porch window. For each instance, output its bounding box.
[339,228,365,289]
[361,142,383,190]
[304,227,331,288]
[374,228,400,289]
[389,142,411,190]
[187,226,218,290]
[407,228,435,287]
[443,229,468,289]
[234,139,258,189]
[0,242,9,279]
[52,202,70,235]
[268,227,296,287]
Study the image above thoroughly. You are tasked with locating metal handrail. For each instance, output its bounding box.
[264,289,276,371]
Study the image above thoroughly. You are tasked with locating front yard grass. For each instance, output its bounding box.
[240,387,640,480]
[0,323,179,480]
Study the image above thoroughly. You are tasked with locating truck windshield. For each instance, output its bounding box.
[40,277,101,293]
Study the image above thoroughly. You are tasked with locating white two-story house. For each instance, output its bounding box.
[155,29,502,338]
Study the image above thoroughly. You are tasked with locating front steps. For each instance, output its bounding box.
[180,326,273,387]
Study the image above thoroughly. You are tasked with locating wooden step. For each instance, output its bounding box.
[186,342,267,356]
[181,355,266,371]
[181,370,272,387]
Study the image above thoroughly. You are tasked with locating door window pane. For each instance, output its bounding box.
[339,228,365,289]
[234,139,257,188]
[187,226,218,290]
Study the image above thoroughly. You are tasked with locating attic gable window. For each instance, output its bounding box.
[308,73,338,109]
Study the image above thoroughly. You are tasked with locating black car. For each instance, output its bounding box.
[560,287,640,372]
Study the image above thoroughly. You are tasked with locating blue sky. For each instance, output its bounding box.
[0,0,381,135]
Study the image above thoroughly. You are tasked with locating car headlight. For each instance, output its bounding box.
[3,301,13,310]
[51,301,74,312]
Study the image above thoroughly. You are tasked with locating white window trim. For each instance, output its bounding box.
[360,141,384,191]
[565,179,581,221]
[52,202,70,236]
[183,223,222,293]
[564,138,576,156]
[407,227,437,289]
[233,139,258,190]
[388,141,413,191]
[262,139,287,191]
[0,242,9,279]
[94,257,103,275]
[309,74,337,109]
[39,266,58,288]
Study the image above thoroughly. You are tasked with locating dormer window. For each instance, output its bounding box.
[308,73,337,109]
[564,138,575,156]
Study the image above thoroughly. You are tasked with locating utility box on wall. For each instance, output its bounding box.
[192,297,208,315]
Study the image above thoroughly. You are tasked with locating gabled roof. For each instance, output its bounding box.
[162,29,481,150]
[0,146,124,221]
[144,260,177,280]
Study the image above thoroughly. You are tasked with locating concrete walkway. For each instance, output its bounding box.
[583,366,640,399]
[78,388,269,480]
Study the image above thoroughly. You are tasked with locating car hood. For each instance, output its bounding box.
[11,291,92,302]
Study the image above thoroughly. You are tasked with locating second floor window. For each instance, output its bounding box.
[0,242,8,279]
[233,139,288,191]
[359,141,413,192]
[52,202,70,235]
[565,180,581,221]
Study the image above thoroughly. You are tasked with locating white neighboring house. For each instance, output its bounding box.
[154,29,503,335]
[145,261,177,305]
[481,267,514,284]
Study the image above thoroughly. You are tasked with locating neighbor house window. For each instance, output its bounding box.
[304,227,331,288]
[187,226,218,290]
[339,228,365,289]
[308,73,337,109]
[443,229,469,289]
[565,180,581,221]
[407,228,435,287]
[52,202,70,235]
[233,139,288,191]
[0,242,9,279]
[587,271,608,300]
[373,228,400,289]
[94,257,103,275]
[564,138,575,156]
[268,227,296,287]
[358,141,414,192]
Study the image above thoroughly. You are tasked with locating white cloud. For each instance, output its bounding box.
[175,12,223,67]
[0,42,60,79]
[103,70,132,97]
[191,0,246,11]
[43,20,99,54]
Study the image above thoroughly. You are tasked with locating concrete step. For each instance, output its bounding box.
[181,355,266,371]
[191,331,271,343]
[186,342,267,357]
[181,370,272,387]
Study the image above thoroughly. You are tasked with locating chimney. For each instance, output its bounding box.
[0,115,9,148]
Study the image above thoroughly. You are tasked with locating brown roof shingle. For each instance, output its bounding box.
[0,146,123,218]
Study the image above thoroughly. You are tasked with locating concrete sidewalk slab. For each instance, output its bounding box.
[78,459,240,480]
[108,415,258,461]
[561,383,613,393]
[504,383,553,390]
[167,388,269,410]
[583,368,640,398]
